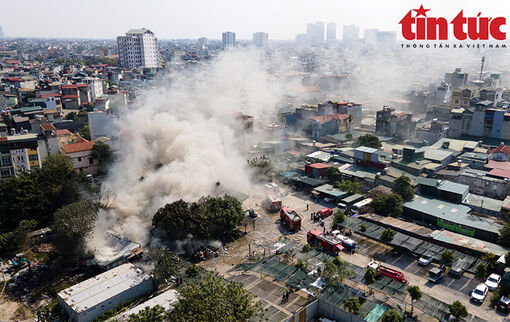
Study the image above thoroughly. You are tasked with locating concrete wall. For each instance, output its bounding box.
[318,298,366,322]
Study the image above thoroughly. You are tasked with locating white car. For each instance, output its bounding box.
[471,283,488,303]
[485,273,502,291]
[418,254,432,266]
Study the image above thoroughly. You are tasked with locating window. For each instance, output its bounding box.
[0,168,11,178]
[78,157,82,162]
[1,157,11,166]
[89,158,94,165]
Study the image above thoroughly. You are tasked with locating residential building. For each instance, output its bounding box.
[418,120,446,144]
[0,133,41,180]
[326,23,336,40]
[117,28,160,69]
[376,31,396,49]
[305,163,331,178]
[353,146,388,169]
[222,32,236,49]
[416,177,469,203]
[375,106,416,139]
[445,68,468,89]
[62,138,98,174]
[198,37,208,46]
[88,110,118,140]
[308,113,351,139]
[82,77,104,102]
[38,123,59,161]
[490,143,510,161]
[253,32,268,48]
[458,169,510,200]
[57,263,154,322]
[462,193,503,217]
[0,25,4,39]
[364,29,378,46]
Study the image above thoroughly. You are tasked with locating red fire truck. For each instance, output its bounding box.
[307,229,345,256]
[280,207,301,231]
[367,260,408,284]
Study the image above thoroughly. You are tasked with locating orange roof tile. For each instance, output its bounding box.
[62,139,95,154]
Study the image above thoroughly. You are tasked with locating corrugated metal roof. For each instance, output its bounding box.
[313,184,350,198]
[404,195,501,233]
[116,290,179,320]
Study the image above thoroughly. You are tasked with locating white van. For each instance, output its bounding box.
[351,198,373,214]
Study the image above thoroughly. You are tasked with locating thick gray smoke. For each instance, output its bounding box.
[89,50,291,250]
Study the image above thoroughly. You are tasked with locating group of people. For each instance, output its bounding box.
[282,290,290,302]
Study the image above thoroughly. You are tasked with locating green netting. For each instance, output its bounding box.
[365,304,388,322]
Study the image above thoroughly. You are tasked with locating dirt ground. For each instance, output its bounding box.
[0,300,34,322]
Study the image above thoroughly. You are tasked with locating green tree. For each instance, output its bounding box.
[322,257,355,287]
[333,210,346,226]
[441,250,454,264]
[129,305,166,322]
[392,175,414,201]
[344,297,361,315]
[168,272,261,321]
[498,223,510,247]
[381,309,403,322]
[476,263,487,278]
[91,141,114,174]
[355,134,382,149]
[364,267,377,284]
[185,264,201,278]
[79,125,91,140]
[407,285,422,315]
[370,193,403,216]
[301,244,312,253]
[247,155,273,178]
[345,132,353,141]
[449,300,468,320]
[360,223,367,232]
[327,167,342,184]
[505,252,510,268]
[52,200,99,256]
[381,228,396,242]
[152,199,191,240]
[0,220,37,257]
[148,247,181,283]
[335,179,362,194]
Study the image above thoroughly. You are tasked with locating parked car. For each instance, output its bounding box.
[471,284,488,303]
[428,265,446,283]
[498,296,510,312]
[418,254,432,266]
[485,273,501,291]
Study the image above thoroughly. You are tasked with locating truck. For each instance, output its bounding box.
[428,265,447,283]
[307,229,344,256]
[367,260,408,284]
[351,198,373,214]
[331,230,358,251]
[280,207,302,231]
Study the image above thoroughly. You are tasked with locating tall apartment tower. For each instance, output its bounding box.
[117,28,160,69]
[326,23,336,40]
[343,24,360,43]
[222,32,236,49]
[253,32,268,48]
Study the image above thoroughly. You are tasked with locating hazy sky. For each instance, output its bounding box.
[0,0,508,40]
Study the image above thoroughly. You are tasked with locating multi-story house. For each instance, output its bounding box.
[0,133,41,180]
[117,29,160,69]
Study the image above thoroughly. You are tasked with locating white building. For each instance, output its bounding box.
[62,138,98,175]
[57,263,154,322]
[253,32,268,48]
[83,77,104,102]
[117,28,160,69]
[115,289,179,321]
[222,31,236,49]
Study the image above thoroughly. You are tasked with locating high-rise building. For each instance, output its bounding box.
[303,21,325,46]
[376,31,396,49]
[117,28,160,69]
[364,28,378,46]
[222,32,236,49]
[343,24,359,43]
[314,21,325,42]
[253,32,268,48]
[198,37,208,46]
[326,23,336,40]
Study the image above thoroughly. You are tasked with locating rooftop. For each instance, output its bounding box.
[355,146,378,153]
[313,184,350,199]
[463,193,503,213]
[404,195,501,233]
[430,230,507,256]
[115,290,179,320]
[62,138,95,154]
[57,263,152,314]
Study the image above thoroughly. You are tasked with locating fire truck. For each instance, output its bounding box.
[367,260,408,284]
[280,207,301,231]
[317,208,334,219]
[307,229,345,256]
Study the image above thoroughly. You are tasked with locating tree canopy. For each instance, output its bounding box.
[153,195,244,240]
[334,179,362,194]
[392,175,414,201]
[327,167,342,184]
[322,257,355,287]
[381,309,403,322]
[355,134,382,149]
[407,285,422,315]
[498,223,510,248]
[92,141,114,174]
[147,247,181,283]
[381,228,396,242]
[441,250,454,264]
[449,300,468,320]
[167,272,261,321]
[128,305,166,322]
[364,267,377,284]
[52,200,99,256]
[344,297,361,315]
[0,155,83,234]
[370,193,403,216]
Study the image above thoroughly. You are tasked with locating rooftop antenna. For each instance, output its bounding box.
[479,56,485,81]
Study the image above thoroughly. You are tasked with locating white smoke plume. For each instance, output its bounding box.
[88,49,291,251]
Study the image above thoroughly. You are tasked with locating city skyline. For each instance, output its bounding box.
[0,0,507,40]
